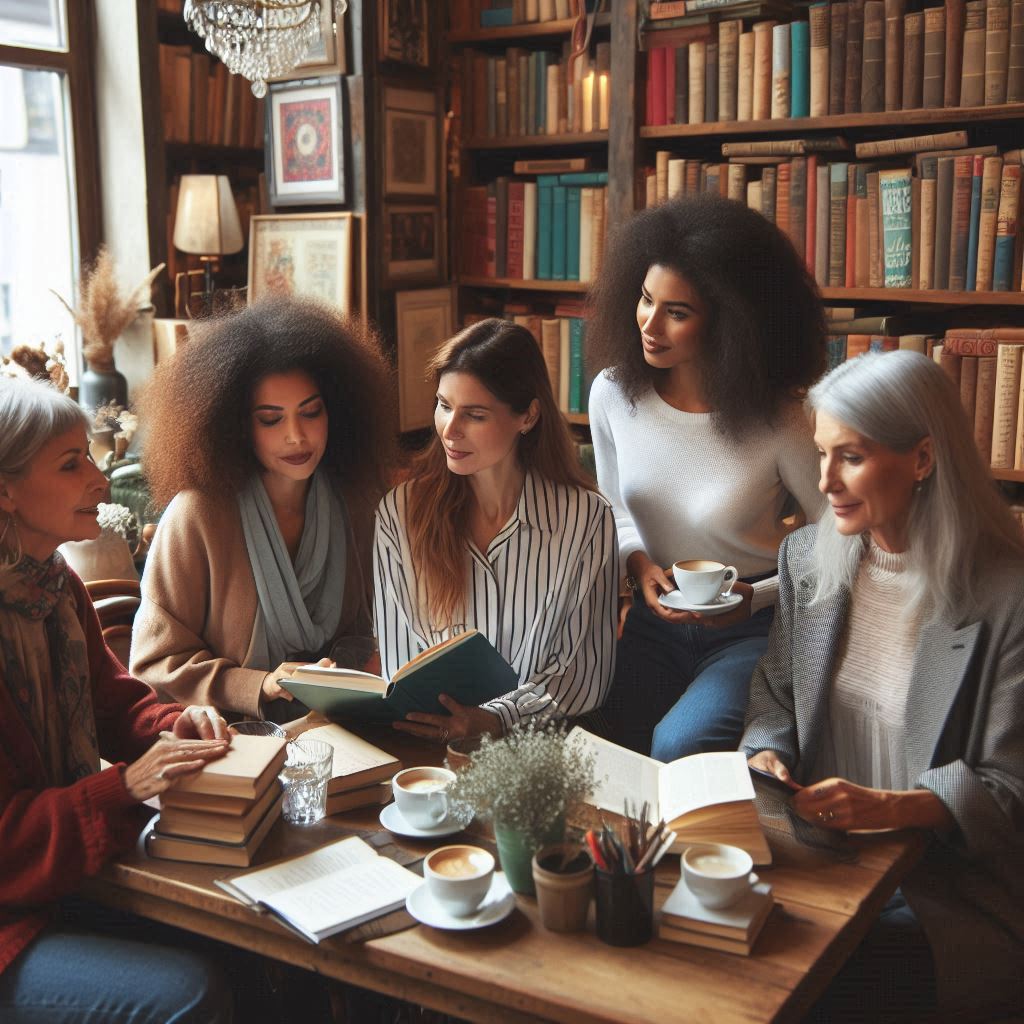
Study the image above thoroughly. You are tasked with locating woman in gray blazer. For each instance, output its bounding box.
[742,350,1024,1023]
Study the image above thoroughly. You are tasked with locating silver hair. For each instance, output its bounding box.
[806,350,1024,622]
[0,376,90,480]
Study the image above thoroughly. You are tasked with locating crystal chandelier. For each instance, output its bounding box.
[183,1,323,99]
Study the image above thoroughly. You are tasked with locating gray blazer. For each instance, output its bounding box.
[741,525,1024,1020]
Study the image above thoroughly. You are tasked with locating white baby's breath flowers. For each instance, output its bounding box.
[96,502,137,540]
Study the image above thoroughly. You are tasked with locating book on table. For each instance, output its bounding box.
[658,877,775,956]
[276,629,518,721]
[216,835,422,943]
[156,777,282,843]
[568,729,772,865]
[326,780,392,817]
[164,734,288,800]
[295,722,401,794]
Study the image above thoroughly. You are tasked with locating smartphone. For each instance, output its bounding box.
[749,765,798,802]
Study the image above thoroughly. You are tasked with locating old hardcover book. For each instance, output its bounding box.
[903,11,925,107]
[790,19,810,117]
[945,0,967,105]
[722,136,848,156]
[945,327,1024,353]
[993,163,1022,289]
[856,164,872,285]
[297,722,401,795]
[660,877,774,946]
[806,154,819,273]
[809,2,830,115]
[1016,380,1024,468]
[991,344,1024,466]
[738,30,755,118]
[1009,0,1024,98]
[884,0,907,110]
[689,40,707,123]
[966,154,986,288]
[919,155,939,289]
[940,350,964,387]
[855,129,966,159]
[948,154,976,290]
[960,0,988,105]
[845,0,867,111]
[816,164,831,284]
[719,19,741,119]
[861,1,886,111]
[747,179,763,212]
[168,735,287,801]
[880,168,913,287]
[752,21,776,118]
[911,173,922,287]
[762,165,778,222]
[933,156,956,288]
[570,730,772,863]
[513,157,589,174]
[790,157,808,260]
[961,354,980,423]
[705,40,720,121]
[829,163,849,286]
[326,780,393,817]
[845,164,858,287]
[985,0,1011,101]
[974,355,999,462]
[771,23,791,116]
[727,162,747,201]
[777,161,792,238]
[157,781,281,844]
[923,6,947,105]
[867,170,883,286]
[830,1,849,113]
[675,44,690,122]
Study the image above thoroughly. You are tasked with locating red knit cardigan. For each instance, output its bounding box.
[0,570,182,975]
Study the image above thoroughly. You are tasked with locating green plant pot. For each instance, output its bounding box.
[494,817,565,895]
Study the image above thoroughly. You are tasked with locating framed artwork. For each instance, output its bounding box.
[379,0,429,67]
[269,1,347,81]
[248,213,355,314]
[266,76,345,206]
[383,204,443,284]
[396,286,454,432]
[383,86,438,197]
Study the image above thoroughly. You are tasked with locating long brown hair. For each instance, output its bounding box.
[405,318,595,629]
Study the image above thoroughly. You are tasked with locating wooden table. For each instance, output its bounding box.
[82,729,926,1024]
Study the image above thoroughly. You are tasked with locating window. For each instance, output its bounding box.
[0,0,99,377]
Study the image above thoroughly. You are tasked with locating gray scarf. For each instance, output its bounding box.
[238,469,346,668]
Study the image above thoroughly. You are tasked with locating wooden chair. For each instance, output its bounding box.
[85,579,141,667]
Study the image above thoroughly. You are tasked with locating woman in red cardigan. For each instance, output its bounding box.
[0,376,233,1022]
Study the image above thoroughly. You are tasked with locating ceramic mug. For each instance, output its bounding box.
[392,766,455,829]
[424,844,495,916]
[682,843,755,909]
[672,559,738,605]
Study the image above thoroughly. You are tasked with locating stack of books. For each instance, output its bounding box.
[148,734,288,867]
[658,876,775,955]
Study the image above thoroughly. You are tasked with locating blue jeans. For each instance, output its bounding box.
[604,599,773,761]
[0,925,231,1024]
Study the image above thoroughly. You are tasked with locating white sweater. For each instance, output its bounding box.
[589,371,824,612]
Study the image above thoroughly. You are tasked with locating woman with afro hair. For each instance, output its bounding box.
[131,296,394,721]
[588,193,826,761]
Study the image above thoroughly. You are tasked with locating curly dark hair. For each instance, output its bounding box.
[142,296,395,509]
[587,193,827,439]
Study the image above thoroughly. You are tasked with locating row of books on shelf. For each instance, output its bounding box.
[824,323,1024,469]
[644,0,1024,126]
[460,40,610,139]
[645,139,1024,292]
[450,0,588,29]
[462,169,609,284]
[158,43,265,148]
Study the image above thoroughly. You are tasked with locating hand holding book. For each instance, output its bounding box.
[392,693,503,744]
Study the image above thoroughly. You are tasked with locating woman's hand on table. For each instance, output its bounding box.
[792,777,955,832]
[123,732,230,802]
[393,694,503,743]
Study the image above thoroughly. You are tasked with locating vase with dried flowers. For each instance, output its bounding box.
[52,247,164,411]
[448,721,596,894]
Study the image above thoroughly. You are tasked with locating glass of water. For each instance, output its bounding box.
[279,738,333,826]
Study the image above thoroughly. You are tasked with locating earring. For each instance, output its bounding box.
[0,513,23,570]
[521,429,530,436]
[913,479,924,495]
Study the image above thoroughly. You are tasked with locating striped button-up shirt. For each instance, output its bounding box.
[373,471,618,730]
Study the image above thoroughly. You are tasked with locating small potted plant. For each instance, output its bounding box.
[448,721,596,895]
[531,840,595,933]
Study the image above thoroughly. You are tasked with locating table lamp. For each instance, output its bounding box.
[172,174,244,317]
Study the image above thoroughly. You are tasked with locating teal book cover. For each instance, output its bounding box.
[965,159,983,291]
[551,185,568,280]
[566,187,581,280]
[569,318,585,412]
[790,20,810,118]
[879,169,913,288]
[537,183,554,279]
[826,335,847,370]
[557,171,610,184]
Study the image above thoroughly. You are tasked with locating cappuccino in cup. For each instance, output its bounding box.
[425,844,495,916]
[672,560,738,606]
[682,843,754,909]
[393,766,455,829]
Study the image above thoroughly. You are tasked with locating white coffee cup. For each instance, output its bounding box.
[392,766,455,829]
[682,843,755,909]
[424,844,495,916]
[672,559,739,605]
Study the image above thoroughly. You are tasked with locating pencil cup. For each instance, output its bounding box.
[594,866,655,947]
[279,738,333,826]
[532,843,595,933]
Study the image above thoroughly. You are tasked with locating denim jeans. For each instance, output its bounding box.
[604,598,774,761]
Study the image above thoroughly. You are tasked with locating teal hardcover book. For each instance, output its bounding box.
[879,168,912,288]
[278,630,518,723]
[551,185,568,280]
[557,171,610,185]
[965,159,983,291]
[790,20,810,118]
[569,318,585,412]
[566,187,581,281]
[537,182,554,279]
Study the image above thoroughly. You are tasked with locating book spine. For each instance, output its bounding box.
[738,31,755,120]
[1009,0,1024,99]
[993,163,1021,289]
[540,318,560,396]
[777,161,792,240]
[830,2,850,114]
[855,129,966,158]
[948,154,975,290]
[536,183,554,279]
[1015,373,1024,468]
[855,163,871,285]
[551,184,567,280]
[919,156,938,289]
[861,1,886,112]
[845,164,858,287]
[790,20,810,118]
[945,0,967,106]
[806,153,819,274]
[960,0,988,106]
[719,20,740,120]
[578,187,594,282]
[961,353,980,424]
[974,155,1003,290]
[903,11,925,108]
[485,186,498,277]
[650,47,668,125]
[522,181,538,280]
[933,156,956,288]
[771,23,791,118]
[974,356,999,462]
[829,163,849,286]
[923,7,949,106]
[845,0,866,112]
[762,165,778,223]
[705,41,720,122]
[790,157,808,260]
[495,177,510,278]
[675,45,690,123]
[569,318,585,413]
[747,179,763,212]
[727,163,747,202]
[565,185,581,281]
[689,41,707,123]
[752,22,775,119]
[879,168,913,286]
[911,171,922,287]
[965,154,986,289]
[867,170,883,286]
[809,4,830,116]
[884,0,907,110]
[991,344,1024,466]
[985,0,1011,103]
[815,164,831,285]
[656,149,670,203]
[506,181,526,280]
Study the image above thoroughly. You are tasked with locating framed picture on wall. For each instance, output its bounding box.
[383,204,443,284]
[379,0,429,67]
[395,286,455,432]
[248,212,356,314]
[268,2,346,81]
[383,86,438,197]
[265,76,345,206]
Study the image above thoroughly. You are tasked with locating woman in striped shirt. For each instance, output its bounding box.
[374,318,618,743]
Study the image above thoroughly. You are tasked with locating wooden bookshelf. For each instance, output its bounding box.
[448,12,611,45]
[566,413,590,426]
[992,469,1024,484]
[460,276,591,293]
[819,289,1024,307]
[464,131,609,150]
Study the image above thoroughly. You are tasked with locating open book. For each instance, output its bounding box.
[216,836,422,943]
[569,729,772,865]
[296,722,401,794]
[277,630,518,721]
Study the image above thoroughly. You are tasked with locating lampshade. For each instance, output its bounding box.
[173,175,244,256]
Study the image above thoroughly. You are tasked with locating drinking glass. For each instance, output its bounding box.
[231,720,286,738]
[279,738,333,826]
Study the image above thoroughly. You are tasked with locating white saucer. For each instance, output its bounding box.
[658,590,744,615]
[406,872,515,930]
[379,801,471,839]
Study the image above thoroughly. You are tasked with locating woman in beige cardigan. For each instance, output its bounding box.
[131,297,394,721]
